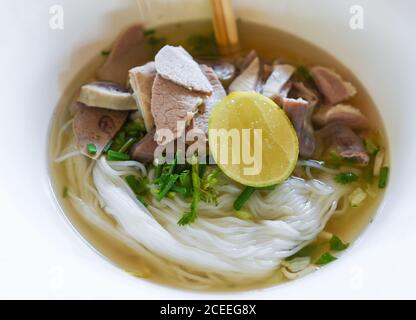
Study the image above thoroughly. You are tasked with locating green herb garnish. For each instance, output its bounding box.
[233,186,256,211]
[107,150,130,161]
[157,174,179,201]
[334,172,359,185]
[118,137,138,153]
[200,167,222,204]
[101,50,111,56]
[315,252,337,265]
[111,121,146,152]
[171,186,189,196]
[125,175,148,207]
[178,156,200,226]
[86,143,97,156]
[178,170,192,197]
[365,139,379,155]
[329,235,349,251]
[125,175,147,195]
[297,65,313,82]
[378,166,389,189]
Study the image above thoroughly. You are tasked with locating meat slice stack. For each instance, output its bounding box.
[129,45,227,162]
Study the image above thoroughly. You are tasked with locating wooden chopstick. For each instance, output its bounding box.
[210,0,240,53]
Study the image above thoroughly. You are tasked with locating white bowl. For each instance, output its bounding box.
[1,0,415,299]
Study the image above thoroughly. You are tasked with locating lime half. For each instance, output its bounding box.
[208,91,299,187]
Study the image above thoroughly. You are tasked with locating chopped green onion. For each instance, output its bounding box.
[62,186,69,198]
[315,252,337,265]
[171,186,188,196]
[178,156,200,226]
[86,143,97,156]
[118,137,137,153]
[234,210,254,221]
[179,170,191,188]
[111,121,146,152]
[233,186,256,211]
[103,140,114,153]
[125,175,147,196]
[107,150,130,161]
[329,235,349,251]
[157,174,179,201]
[378,166,389,189]
[365,139,379,155]
[349,187,367,208]
[124,121,146,137]
[334,172,359,185]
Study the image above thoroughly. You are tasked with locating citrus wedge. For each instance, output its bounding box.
[208,91,299,187]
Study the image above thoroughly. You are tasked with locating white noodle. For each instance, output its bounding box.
[89,157,349,286]
[52,122,350,288]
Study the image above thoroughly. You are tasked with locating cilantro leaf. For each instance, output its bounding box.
[334,172,359,185]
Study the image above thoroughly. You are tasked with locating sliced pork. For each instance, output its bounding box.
[311,66,357,105]
[318,123,369,166]
[78,82,136,111]
[155,46,213,94]
[262,64,296,100]
[281,82,319,158]
[130,130,158,163]
[151,75,205,145]
[129,62,157,131]
[290,82,319,109]
[313,104,370,130]
[73,103,128,158]
[283,98,315,158]
[229,51,260,92]
[97,25,148,86]
[192,65,227,135]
